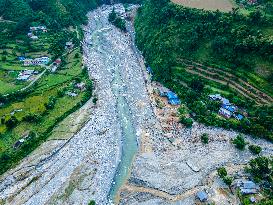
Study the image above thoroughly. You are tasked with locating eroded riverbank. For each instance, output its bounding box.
[0,4,158,205]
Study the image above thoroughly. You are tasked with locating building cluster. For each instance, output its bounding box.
[232,179,260,195]
[195,179,259,203]
[209,94,244,120]
[27,26,47,40]
[66,82,86,97]
[16,69,38,81]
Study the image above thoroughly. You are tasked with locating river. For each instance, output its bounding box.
[0,4,158,205]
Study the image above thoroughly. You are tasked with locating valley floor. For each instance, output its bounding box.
[0,4,272,205]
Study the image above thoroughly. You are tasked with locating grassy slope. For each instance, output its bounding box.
[0,48,92,174]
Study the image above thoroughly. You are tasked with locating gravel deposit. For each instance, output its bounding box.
[0,4,161,205]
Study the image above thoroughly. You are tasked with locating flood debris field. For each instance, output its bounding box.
[0,3,272,205]
[119,88,273,204]
[0,4,163,205]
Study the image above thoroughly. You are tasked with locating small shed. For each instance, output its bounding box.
[196,191,208,202]
[146,66,153,75]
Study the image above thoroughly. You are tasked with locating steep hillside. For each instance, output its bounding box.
[0,0,101,29]
[135,0,273,141]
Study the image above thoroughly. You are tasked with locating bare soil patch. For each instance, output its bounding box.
[171,0,234,12]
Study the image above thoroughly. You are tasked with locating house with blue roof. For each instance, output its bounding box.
[222,104,237,113]
[196,191,208,202]
[235,114,244,121]
[18,56,26,61]
[166,91,181,105]
[146,66,153,75]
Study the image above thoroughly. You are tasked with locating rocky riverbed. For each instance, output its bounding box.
[0,4,160,205]
[0,4,272,205]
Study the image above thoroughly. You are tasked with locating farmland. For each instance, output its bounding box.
[171,0,235,11]
[0,45,93,174]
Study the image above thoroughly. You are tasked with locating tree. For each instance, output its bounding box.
[232,134,246,150]
[44,97,56,110]
[75,53,80,58]
[5,116,19,130]
[189,78,204,93]
[217,167,227,178]
[201,133,209,144]
[180,116,193,128]
[248,157,272,181]
[248,145,262,155]
[223,176,233,186]
[108,8,117,22]
[1,56,7,62]
[88,200,95,205]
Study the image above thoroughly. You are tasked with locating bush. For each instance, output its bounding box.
[1,56,7,62]
[180,116,193,128]
[44,97,57,110]
[248,144,262,155]
[23,113,42,123]
[223,176,233,186]
[92,97,98,105]
[217,167,227,178]
[88,200,95,205]
[232,134,246,150]
[201,133,209,144]
[5,116,18,130]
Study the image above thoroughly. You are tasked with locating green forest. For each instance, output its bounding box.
[135,0,273,141]
[0,0,100,29]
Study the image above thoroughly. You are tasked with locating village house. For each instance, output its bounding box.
[158,87,170,97]
[23,56,50,66]
[166,91,181,105]
[219,107,232,118]
[75,82,86,91]
[67,91,78,97]
[146,66,153,76]
[17,69,35,81]
[196,191,208,202]
[30,36,39,40]
[54,58,62,65]
[27,32,33,37]
[18,56,26,61]
[65,41,74,49]
[13,139,25,149]
[233,180,260,195]
[209,94,244,120]
[30,26,47,32]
